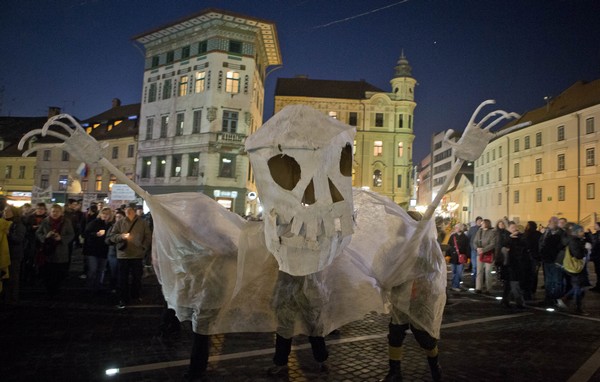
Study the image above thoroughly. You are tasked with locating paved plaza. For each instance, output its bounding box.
[2,254,600,382]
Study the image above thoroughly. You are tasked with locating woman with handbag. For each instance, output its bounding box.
[475,219,496,294]
[559,225,590,315]
[446,223,470,292]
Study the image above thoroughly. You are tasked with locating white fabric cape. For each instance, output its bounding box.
[149,188,446,338]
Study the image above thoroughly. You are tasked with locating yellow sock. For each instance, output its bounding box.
[389,345,403,361]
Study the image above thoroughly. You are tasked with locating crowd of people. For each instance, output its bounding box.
[444,215,600,315]
[0,198,153,309]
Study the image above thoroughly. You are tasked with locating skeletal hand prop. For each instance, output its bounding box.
[18,113,147,198]
[443,100,525,162]
[18,114,108,163]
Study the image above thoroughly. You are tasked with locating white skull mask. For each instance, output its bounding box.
[246,105,356,276]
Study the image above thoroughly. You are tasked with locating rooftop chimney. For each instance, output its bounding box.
[112,98,121,108]
[48,106,61,119]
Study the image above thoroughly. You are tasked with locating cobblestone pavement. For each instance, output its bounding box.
[2,254,600,382]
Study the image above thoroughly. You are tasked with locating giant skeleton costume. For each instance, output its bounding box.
[20,102,528,379]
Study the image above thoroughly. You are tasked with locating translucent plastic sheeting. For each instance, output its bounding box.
[149,189,446,339]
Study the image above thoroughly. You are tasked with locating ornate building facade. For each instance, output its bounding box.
[274,54,416,207]
[133,9,281,215]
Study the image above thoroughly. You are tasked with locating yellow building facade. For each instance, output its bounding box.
[0,116,47,206]
[274,54,416,207]
[473,80,600,228]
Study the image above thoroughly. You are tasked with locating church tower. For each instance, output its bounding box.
[389,51,416,206]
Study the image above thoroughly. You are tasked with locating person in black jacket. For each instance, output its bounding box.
[588,222,600,292]
[446,223,470,292]
[521,221,542,300]
[539,217,567,307]
[84,207,112,292]
[498,223,528,308]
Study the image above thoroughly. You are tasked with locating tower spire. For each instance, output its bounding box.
[394,50,412,77]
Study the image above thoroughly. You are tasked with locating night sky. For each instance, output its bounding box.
[2,0,599,162]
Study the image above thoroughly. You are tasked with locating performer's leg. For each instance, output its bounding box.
[411,325,442,382]
[187,333,210,380]
[309,335,329,370]
[381,321,409,381]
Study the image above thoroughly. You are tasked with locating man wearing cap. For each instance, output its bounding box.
[108,203,152,308]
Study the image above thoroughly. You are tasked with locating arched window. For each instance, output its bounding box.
[373,169,383,187]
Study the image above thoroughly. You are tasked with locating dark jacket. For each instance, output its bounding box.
[446,232,470,265]
[6,218,26,261]
[539,229,566,263]
[500,232,530,281]
[522,229,542,262]
[84,218,111,258]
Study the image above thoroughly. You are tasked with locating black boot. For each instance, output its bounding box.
[268,334,292,375]
[380,360,402,382]
[186,333,209,381]
[427,356,442,382]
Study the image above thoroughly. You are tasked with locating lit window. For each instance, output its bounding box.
[195,72,206,93]
[225,71,240,93]
[95,175,102,191]
[328,111,337,119]
[374,141,383,156]
[398,142,404,157]
[58,175,68,191]
[178,75,188,96]
[108,174,116,191]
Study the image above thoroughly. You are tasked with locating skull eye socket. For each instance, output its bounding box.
[268,154,301,191]
[340,143,352,177]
